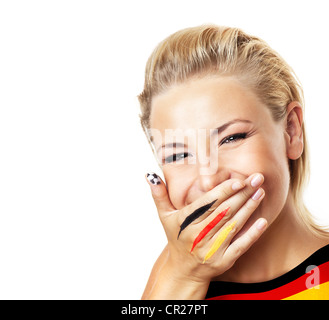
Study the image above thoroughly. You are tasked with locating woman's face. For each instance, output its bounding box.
[149,76,291,228]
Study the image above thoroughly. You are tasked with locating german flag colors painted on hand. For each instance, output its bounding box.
[177,199,217,239]
[190,207,229,253]
[202,221,237,264]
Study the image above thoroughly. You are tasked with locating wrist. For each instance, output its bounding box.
[152,262,210,300]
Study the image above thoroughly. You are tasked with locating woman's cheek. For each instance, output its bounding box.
[163,166,194,210]
[239,141,290,222]
[219,144,265,177]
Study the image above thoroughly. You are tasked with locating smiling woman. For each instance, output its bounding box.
[138,24,329,300]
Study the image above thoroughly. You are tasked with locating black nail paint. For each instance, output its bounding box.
[177,199,217,239]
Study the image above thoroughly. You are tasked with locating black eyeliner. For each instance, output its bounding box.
[177,199,217,239]
[219,132,248,146]
[164,152,191,164]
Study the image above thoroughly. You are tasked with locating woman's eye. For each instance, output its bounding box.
[164,152,191,164]
[219,133,247,146]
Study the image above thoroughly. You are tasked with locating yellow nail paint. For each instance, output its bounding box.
[203,221,237,264]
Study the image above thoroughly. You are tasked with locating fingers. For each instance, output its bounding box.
[188,173,264,245]
[145,171,268,278]
[145,171,247,235]
[195,173,265,236]
[177,199,217,240]
[145,172,176,216]
[146,171,266,255]
[222,218,268,268]
[177,178,246,227]
[200,184,265,263]
[174,178,247,240]
[190,207,230,253]
[220,173,264,220]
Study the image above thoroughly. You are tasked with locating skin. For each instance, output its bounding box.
[142,75,329,299]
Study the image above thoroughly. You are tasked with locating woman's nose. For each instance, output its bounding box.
[189,132,231,192]
[196,161,230,192]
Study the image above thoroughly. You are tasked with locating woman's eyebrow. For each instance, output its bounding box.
[156,142,186,153]
[211,119,252,137]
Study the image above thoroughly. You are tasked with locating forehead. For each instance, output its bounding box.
[150,76,268,132]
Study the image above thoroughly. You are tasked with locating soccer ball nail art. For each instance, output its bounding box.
[146,173,161,185]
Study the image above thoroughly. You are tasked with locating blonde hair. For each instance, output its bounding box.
[138,24,327,237]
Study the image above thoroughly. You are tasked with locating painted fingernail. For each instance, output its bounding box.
[256,218,267,230]
[251,174,264,188]
[146,172,161,185]
[232,181,245,191]
[251,188,264,200]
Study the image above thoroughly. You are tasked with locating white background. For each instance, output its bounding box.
[0,0,328,299]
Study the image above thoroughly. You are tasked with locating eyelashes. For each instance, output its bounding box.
[163,132,248,164]
[218,132,247,146]
[177,199,217,239]
[164,152,192,164]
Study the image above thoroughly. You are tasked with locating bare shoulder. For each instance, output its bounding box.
[141,245,169,299]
